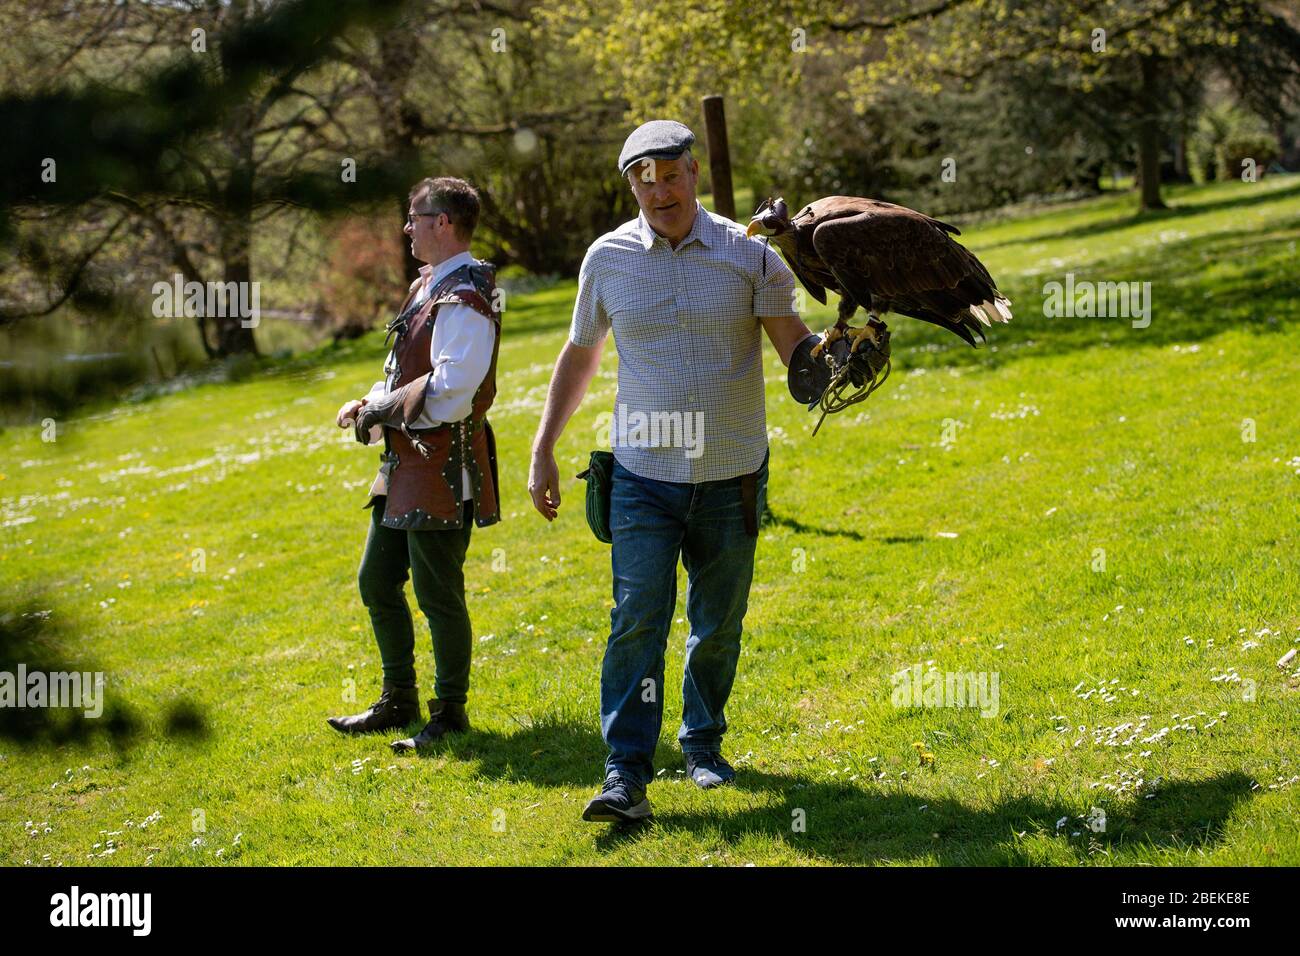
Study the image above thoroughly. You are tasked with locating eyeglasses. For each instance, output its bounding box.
[406,210,451,227]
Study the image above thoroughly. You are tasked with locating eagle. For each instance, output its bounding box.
[746,196,1012,355]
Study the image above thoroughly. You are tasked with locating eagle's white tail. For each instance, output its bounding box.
[970,296,1013,325]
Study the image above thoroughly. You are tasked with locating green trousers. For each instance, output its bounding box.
[357,497,474,703]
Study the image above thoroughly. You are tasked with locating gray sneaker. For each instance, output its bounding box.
[685,751,736,789]
[582,772,653,823]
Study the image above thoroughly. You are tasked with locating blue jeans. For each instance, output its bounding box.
[600,451,769,786]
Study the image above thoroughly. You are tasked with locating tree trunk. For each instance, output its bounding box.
[376,31,422,284]
[214,102,259,357]
[216,230,259,356]
[1136,55,1167,211]
[1172,131,1189,182]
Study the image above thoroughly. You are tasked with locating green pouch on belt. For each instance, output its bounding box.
[576,450,615,544]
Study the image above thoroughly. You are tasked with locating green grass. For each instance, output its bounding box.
[2,177,1299,866]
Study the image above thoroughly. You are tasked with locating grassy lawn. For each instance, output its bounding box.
[2,178,1298,866]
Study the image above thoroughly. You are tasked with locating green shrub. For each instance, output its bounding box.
[1218,130,1280,181]
[1188,103,1278,183]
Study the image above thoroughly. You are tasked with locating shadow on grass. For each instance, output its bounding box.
[763,505,932,545]
[763,508,869,542]
[595,769,1255,865]
[975,178,1300,253]
[0,591,212,750]
[356,709,1252,863]
[400,714,607,788]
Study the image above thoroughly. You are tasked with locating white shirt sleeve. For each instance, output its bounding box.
[410,302,496,429]
[569,246,609,346]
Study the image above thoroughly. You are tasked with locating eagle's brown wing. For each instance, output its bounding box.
[804,197,1011,347]
[784,197,938,305]
[798,195,961,236]
[778,236,830,305]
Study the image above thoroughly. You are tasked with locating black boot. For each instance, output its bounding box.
[327,683,420,734]
[390,699,470,753]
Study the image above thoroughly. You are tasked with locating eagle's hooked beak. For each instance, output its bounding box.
[746,196,788,237]
[746,197,773,238]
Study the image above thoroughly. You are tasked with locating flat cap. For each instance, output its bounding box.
[618,120,696,176]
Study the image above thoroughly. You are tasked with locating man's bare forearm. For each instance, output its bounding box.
[761,312,814,367]
[532,339,603,452]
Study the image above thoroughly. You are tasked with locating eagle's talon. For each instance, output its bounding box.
[810,326,841,360]
[848,320,885,354]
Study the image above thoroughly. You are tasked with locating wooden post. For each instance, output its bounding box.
[702,95,735,222]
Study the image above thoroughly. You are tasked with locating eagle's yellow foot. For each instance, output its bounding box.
[848,323,881,354]
[810,326,842,359]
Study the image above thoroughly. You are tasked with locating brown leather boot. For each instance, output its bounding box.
[327,683,420,734]
[390,699,470,753]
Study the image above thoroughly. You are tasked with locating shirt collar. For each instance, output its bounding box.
[419,250,477,289]
[636,201,714,251]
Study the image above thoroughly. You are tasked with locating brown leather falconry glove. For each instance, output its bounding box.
[354,372,432,446]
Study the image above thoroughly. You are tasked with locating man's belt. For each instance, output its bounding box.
[393,415,485,460]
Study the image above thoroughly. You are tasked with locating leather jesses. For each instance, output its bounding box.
[365,263,502,531]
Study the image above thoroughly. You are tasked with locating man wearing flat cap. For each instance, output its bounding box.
[529,120,817,822]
